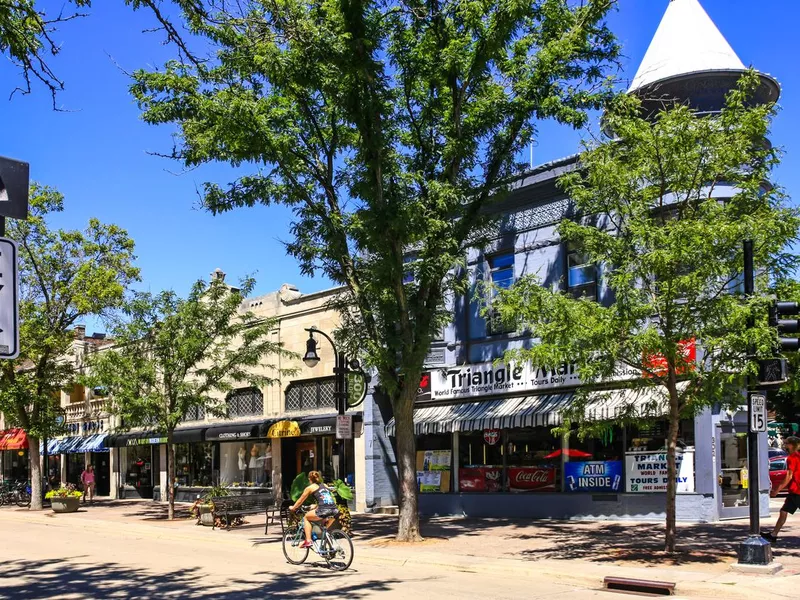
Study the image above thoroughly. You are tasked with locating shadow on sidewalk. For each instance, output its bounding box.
[0,557,400,599]
[348,514,800,568]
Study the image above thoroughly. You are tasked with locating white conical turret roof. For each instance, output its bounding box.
[629,0,746,93]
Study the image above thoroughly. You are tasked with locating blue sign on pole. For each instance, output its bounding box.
[564,460,623,493]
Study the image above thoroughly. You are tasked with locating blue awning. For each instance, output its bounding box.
[39,439,61,454]
[44,435,108,454]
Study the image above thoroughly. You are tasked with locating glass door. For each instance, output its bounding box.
[717,425,749,519]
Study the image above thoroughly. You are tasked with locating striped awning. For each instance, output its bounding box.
[384,393,575,436]
[584,383,686,421]
[47,434,109,454]
[385,384,681,437]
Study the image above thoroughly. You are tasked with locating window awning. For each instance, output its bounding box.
[172,427,206,444]
[384,394,575,436]
[0,429,29,450]
[46,435,109,454]
[204,421,263,442]
[385,385,680,436]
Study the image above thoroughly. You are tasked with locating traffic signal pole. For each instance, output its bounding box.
[738,240,772,565]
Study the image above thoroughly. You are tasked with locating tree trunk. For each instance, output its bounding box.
[29,435,43,511]
[664,369,680,554]
[394,383,423,542]
[167,432,175,521]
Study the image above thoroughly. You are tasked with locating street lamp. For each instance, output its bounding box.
[303,327,347,482]
[303,333,321,369]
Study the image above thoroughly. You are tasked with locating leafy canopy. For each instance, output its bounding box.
[0,184,139,439]
[130,0,620,395]
[87,276,296,433]
[494,72,800,428]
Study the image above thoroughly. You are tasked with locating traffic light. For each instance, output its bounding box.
[769,301,800,352]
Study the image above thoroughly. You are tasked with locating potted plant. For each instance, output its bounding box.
[190,485,228,527]
[45,484,82,513]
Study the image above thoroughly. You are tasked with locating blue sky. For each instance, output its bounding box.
[0,0,796,333]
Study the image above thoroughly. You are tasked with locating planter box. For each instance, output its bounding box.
[51,497,81,513]
[198,504,215,527]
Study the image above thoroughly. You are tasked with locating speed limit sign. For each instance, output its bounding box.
[749,393,767,433]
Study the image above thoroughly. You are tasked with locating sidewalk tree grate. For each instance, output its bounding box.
[603,576,675,596]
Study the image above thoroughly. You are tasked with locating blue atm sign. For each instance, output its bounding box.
[564,461,623,493]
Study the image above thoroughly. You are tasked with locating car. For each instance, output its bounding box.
[769,457,789,493]
[769,448,788,459]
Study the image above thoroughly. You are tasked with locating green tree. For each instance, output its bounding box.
[0,184,139,509]
[0,0,196,103]
[86,276,295,520]
[492,73,799,552]
[128,0,620,541]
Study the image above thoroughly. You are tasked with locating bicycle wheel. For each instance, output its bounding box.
[16,490,30,508]
[323,529,354,571]
[282,530,309,565]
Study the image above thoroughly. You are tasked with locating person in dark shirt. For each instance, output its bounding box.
[763,436,800,543]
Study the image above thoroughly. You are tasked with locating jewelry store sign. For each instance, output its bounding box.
[424,360,641,401]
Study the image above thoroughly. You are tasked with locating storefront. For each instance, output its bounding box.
[0,429,29,482]
[386,361,768,522]
[51,434,111,495]
[106,432,167,499]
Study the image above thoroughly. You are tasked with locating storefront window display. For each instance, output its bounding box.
[174,443,213,487]
[47,455,61,489]
[219,441,271,486]
[459,427,560,493]
[125,445,154,489]
[2,450,29,482]
[416,435,452,493]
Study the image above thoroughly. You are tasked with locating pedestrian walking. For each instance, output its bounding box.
[762,436,800,543]
[81,465,96,505]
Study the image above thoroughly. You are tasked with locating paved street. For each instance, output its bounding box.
[0,509,625,599]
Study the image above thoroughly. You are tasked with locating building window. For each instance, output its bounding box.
[285,378,336,412]
[175,442,214,487]
[226,387,263,418]
[219,441,271,486]
[183,405,206,423]
[486,252,515,335]
[566,246,598,300]
[403,253,419,285]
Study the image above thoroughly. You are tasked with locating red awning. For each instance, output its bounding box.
[0,429,29,450]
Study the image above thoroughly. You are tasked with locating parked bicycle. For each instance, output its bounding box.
[282,506,354,571]
[0,481,31,507]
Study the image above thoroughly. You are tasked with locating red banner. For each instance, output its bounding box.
[643,338,696,378]
[508,467,556,492]
[459,467,502,492]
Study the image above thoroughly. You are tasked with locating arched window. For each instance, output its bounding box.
[226,387,264,418]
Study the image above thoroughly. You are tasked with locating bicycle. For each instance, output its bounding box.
[11,481,31,508]
[282,506,354,571]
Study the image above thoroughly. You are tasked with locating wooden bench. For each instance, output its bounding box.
[209,493,274,531]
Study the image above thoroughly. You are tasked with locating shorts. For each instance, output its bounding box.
[316,505,340,519]
[781,494,800,515]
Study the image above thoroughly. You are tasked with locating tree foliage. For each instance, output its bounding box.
[129,0,620,541]
[0,184,139,509]
[86,275,295,518]
[493,72,799,552]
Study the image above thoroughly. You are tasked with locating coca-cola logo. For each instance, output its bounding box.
[514,470,550,483]
[483,429,500,445]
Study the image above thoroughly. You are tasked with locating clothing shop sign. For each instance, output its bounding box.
[423,360,641,401]
[624,449,695,493]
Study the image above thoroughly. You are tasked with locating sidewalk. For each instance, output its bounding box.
[2,498,799,599]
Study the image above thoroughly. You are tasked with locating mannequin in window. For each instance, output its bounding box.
[249,444,259,484]
[238,446,247,480]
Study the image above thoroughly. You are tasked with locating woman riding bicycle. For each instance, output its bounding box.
[290,471,339,549]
